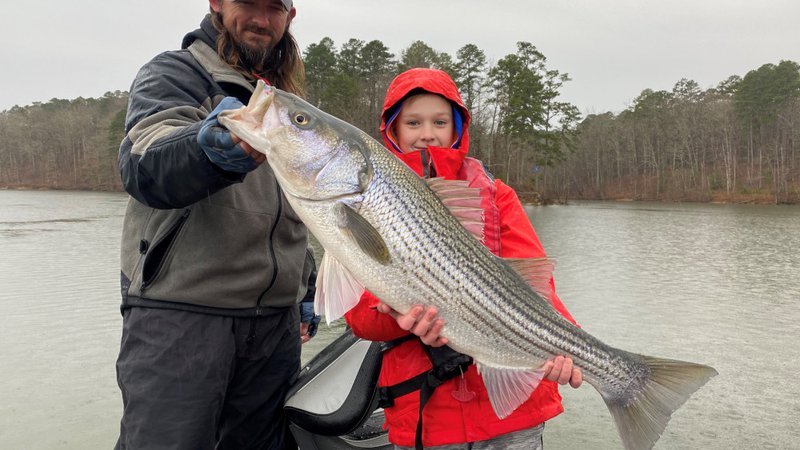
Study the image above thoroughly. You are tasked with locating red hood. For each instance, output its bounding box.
[380,68,471,155]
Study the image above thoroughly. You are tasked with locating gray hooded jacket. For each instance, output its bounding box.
[118,16,310,314]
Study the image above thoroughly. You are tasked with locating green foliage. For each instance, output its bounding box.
[734,60,800,126]
[302,37,396,137]
[672,78,702,103]
[0,94,127,189]
[320,73,361,123]
[547,59,800,204]
[297,38,581,171]
[361,40,395,75]
[303,37,338,106]
[484,42,579,175]
[714,75,742,95]
[398,40,439,71]
[632,89,672,116]
[108,108,127,155]
[337,38,365,77]
[454,44,487,113]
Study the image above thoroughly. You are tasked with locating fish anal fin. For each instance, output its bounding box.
[505,257,556,305]
[315,253,365,325]
[477,362,546,419]
[335,203,391,265]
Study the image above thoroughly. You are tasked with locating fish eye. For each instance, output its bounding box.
[293,113,309,126]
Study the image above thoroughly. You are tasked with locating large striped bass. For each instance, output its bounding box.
[219,81,717,450]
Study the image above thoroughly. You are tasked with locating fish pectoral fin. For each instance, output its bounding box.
[335,203,391,265]
[505,257,556,306]
[315,252,365,325]
[477,362,546,419]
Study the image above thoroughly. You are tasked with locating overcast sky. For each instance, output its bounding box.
[2,0,798,115]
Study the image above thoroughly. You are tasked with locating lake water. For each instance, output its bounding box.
[1,190,798,449]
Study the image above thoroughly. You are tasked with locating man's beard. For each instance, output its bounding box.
[212,12,291,76]
[235,40,272,71]
[234,25,276,70]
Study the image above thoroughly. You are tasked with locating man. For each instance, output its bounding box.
[115,1,318,449]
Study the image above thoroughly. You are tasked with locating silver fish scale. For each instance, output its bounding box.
[353,142,644,389]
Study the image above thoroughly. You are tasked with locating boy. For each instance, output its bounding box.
[345,68,582,449]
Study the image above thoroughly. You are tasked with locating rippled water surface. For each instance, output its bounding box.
[527,201,800,450]
[1,192,798,449]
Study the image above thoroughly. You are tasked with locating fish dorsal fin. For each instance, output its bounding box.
[477,362,546,419]
[426,177,485,243]
[335,203,391,265]
[315,252,365,325]
[505,257,556,305]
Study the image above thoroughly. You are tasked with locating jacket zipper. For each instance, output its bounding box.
[420,149,437,178]
[246,179,284,353]
[141,209,191,290]
[255,177,283,314]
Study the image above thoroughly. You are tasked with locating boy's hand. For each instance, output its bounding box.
[542,355,583,388]
[376,302,448,347]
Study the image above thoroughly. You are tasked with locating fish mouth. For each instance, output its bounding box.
[244,81,275,122]
[258,96,281,143]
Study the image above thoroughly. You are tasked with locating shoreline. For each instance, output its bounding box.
[3,184,796,206]
[516,190,796,206]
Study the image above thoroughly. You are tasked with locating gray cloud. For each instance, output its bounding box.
[2,0,798,114]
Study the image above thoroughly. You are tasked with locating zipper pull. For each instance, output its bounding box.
[451,367,476,402]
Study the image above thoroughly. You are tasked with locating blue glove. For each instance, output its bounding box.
[197,97,258,173]
[300,301,321,338]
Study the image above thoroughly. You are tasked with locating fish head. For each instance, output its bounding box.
[219,80,372,202]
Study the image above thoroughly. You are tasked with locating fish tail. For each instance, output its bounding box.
[602,354,718,450]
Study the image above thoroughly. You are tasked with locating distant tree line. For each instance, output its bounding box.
[0,38,797,204]
[549,60,800,204]
[0,92,127,190]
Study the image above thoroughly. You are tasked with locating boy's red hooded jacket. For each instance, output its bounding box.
[344,68,577,446]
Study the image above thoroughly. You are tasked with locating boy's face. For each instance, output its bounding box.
[394,94,455,153]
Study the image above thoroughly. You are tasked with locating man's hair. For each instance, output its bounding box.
[210,9,305,96]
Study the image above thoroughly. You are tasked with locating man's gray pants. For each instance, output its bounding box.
[114,306,300,450]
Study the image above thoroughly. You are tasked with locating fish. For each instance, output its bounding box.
[218,80,718,450]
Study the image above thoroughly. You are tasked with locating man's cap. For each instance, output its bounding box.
[281,0,293,10]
